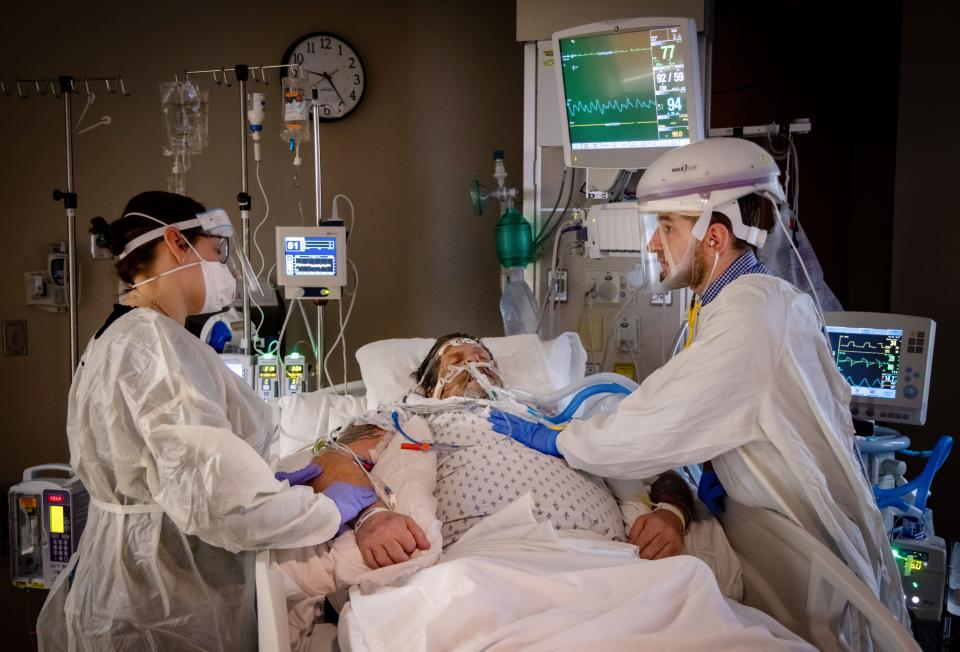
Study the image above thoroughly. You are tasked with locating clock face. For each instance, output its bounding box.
[283,33,366,121]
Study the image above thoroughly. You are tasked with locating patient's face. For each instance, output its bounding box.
[435,343,502,399]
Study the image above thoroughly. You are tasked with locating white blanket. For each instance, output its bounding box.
[339,495,813,652]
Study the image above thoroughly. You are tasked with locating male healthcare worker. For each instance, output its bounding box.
[37,192,374,651]
[490,138,908,627]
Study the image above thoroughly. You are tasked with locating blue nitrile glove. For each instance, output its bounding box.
[488,411,561,457]
[275,463,323,486]
[697,470,726,515]
[322,482,379,535]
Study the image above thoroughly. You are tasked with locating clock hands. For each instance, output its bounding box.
[302,68,347,105]
[302,67,339,78]
[318,72,346,105]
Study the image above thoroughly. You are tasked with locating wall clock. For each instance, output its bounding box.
[283,32,366,121]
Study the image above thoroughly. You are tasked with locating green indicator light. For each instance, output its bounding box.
[912,582,919,588]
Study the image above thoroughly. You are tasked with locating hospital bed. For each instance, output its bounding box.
[255,493,916,652]
[256,334,918,652]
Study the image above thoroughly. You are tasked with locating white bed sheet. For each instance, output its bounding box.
[338,495,813,652]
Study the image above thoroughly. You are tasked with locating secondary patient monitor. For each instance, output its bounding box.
[824,312,936,426]
[553,17,704,170]
[275,225,347,300]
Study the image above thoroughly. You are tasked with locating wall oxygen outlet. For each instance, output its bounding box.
[585,271,628,304]
[616,316,640,351]
[548,270,568,302]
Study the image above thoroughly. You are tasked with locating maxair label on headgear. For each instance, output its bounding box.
[671,163,698,174]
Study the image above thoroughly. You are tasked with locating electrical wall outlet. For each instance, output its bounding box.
[3,320,27,356]
[548,269,568,302]
[650,292,673,306]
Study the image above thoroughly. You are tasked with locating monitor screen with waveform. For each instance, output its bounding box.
[827,326,903,399]
[558,26,691,152]
[283,236,337,277]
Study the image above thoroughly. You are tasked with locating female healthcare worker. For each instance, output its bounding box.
[490,139,909,630]
[37,191,375,651]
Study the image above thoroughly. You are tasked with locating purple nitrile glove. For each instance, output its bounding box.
[275,463,323,486]
[322,481,379,535]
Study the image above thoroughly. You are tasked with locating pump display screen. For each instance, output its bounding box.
[826,326,903,399]
[286,364,304,378]
[49,505,64,534]
[258,364,277,379]
[558,26,691,151]
[283,236,337,277]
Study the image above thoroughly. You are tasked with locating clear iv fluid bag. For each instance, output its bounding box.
[159,80,208,157]
[500,267,538,336]
[280,75,311,145]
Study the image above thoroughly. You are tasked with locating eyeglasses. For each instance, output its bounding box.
[200,234,229,264]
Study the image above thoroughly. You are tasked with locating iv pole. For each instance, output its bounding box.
[311,87,326,386]
[181,64,297,356]
[2,75,131,375]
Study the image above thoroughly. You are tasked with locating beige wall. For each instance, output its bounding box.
[0,0,522,482]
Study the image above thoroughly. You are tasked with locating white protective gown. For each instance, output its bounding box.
[557,274,909,627]
[37,307,342,652]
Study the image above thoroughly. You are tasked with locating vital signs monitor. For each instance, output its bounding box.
[275,225,347,300]
[553,17,704,169]
[824,312,936,426]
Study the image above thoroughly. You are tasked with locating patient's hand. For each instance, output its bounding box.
[356,511,430,569]
[628,511,684,560]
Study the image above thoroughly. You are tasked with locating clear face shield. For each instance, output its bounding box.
[624,213,697,294]
[118,209,261,295]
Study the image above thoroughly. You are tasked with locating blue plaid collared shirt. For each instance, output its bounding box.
[700,250,770,307]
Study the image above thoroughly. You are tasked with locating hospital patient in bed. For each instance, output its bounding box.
[277,334,793,649]
[320,333,695,567]
[276,333,810,651]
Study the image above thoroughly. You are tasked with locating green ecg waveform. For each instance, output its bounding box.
[837,356,888,369]
[566,97,657,117]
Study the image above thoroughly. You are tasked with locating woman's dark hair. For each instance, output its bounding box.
[90,191,206,284]
[411,332,492,395]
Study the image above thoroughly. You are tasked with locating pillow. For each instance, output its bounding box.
[269,392,366,460]
[355,332,587,410]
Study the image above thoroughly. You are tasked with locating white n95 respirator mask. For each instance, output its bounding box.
[198,260,237,313]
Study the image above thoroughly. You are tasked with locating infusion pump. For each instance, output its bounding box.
[9,465,89,589]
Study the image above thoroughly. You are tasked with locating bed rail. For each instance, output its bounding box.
[719,499,919,652]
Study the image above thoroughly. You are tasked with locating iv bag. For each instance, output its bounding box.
[159,80,209,157]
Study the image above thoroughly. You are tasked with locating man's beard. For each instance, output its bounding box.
[690,243,710,290]
[459,381,491,399]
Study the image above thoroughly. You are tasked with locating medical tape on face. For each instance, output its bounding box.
[417,338,482,393]
[433,361,504,400]
[434,337,484,360]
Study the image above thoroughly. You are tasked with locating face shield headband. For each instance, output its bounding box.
[637,174,787,251]
[117,209,261,294]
